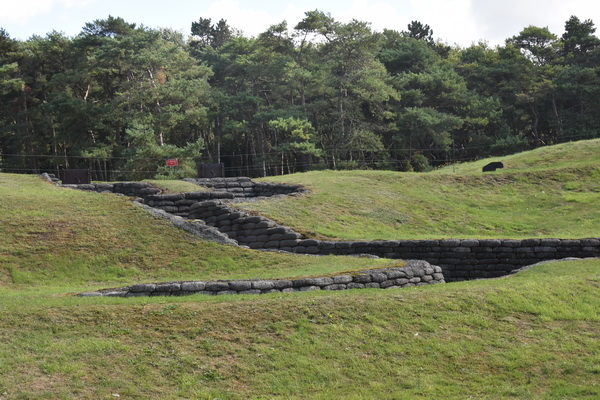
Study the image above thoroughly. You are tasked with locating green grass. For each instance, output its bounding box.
[0,173,395,287]
[237,140,600,240]
[0,258,598,399]
[435,138,600,174]
[1,141,599,399]
[143,179,205,193]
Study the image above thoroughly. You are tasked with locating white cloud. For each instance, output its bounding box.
[202,0,306,37]
[335,0,404,30]
[408,0,480,46]
[0,0,94,22]
[326,0,481,47]
[471,0,600,45]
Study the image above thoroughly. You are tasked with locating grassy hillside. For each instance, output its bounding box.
[1,142,598,399]
[435,139,600,174]
[238,140,600,240]
[0,173,395,287]
[0,258,598,399]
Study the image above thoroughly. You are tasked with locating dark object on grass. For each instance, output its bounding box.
[482,162,504,172]
[199,163,225,178]
[61,169,90,184]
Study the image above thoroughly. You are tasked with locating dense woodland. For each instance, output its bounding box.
[0,11,599,179]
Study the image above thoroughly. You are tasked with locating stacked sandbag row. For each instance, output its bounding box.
[185,177,305,198]
[252,182,305,197]
[305,238,600,281]
[186,200,303,248]
[60,181,161,197]
[79,260,446,297]
[187,177,252,187]
[134,201,238,246]
[143,191,234,216]
[113,182,161,197]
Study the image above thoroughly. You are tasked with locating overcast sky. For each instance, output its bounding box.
[1,0,599,46]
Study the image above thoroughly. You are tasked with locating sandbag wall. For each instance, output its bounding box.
[141,195,600,281]
[185,177,305,198]
[185,200,303,247]
[50,177,600,282]
[60,181,162,197]
[143,192,235,217]
[80,261,445,297]
[308,238,600,281]
[143,194,305,248]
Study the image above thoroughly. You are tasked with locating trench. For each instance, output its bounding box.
[45,174,600,284]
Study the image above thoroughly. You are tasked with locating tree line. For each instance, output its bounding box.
[1,11,598,179]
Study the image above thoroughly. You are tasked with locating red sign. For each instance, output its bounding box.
[165,159,179,167]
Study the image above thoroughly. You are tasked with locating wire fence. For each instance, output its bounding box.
[1,133,597,180]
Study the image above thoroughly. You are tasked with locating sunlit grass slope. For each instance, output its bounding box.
[0,148,598,399]
[239,140,600,240]
[435,138,600,174]
[0,258,598,399]
[0,173,394,287]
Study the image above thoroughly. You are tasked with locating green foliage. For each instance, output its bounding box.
[0,13,599,177]
[404,20,434,44]
[268,117,315,142]
[0,19,211,179]
[396,107,461,151]
[410,152,430,172]
[123,120,204,179]
[562,16,600,61]
[507,25,558,65]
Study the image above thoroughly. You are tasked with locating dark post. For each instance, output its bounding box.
[199,163,225,178]
[61,169,91,184]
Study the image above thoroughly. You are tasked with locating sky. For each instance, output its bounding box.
[1,0,600,47]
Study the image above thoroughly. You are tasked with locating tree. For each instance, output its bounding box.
[405,21,434,44]
[562,16,600,63]
[268,117,321,173]
[507,26,558,65]
[2,12,599,178]
[81,15,135,37]
[190,18,232,49]
[294,11,397,168]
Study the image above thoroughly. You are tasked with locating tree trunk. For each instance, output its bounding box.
[551,93,563,139]
[63,145,69,169]
[49,116,60,175]
[147,68,164,146]
[530,103,542,144]
[215,114,223,163]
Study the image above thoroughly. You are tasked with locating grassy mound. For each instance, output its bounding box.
[0,258,598,399]
[435,138,600,174]
[238,140,600,240]
[0,173,395,287]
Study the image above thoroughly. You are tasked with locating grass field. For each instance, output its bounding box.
[237,140,600,240]
[0,258,598,399]
[1,140,599,399]
[0,173,396,287]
